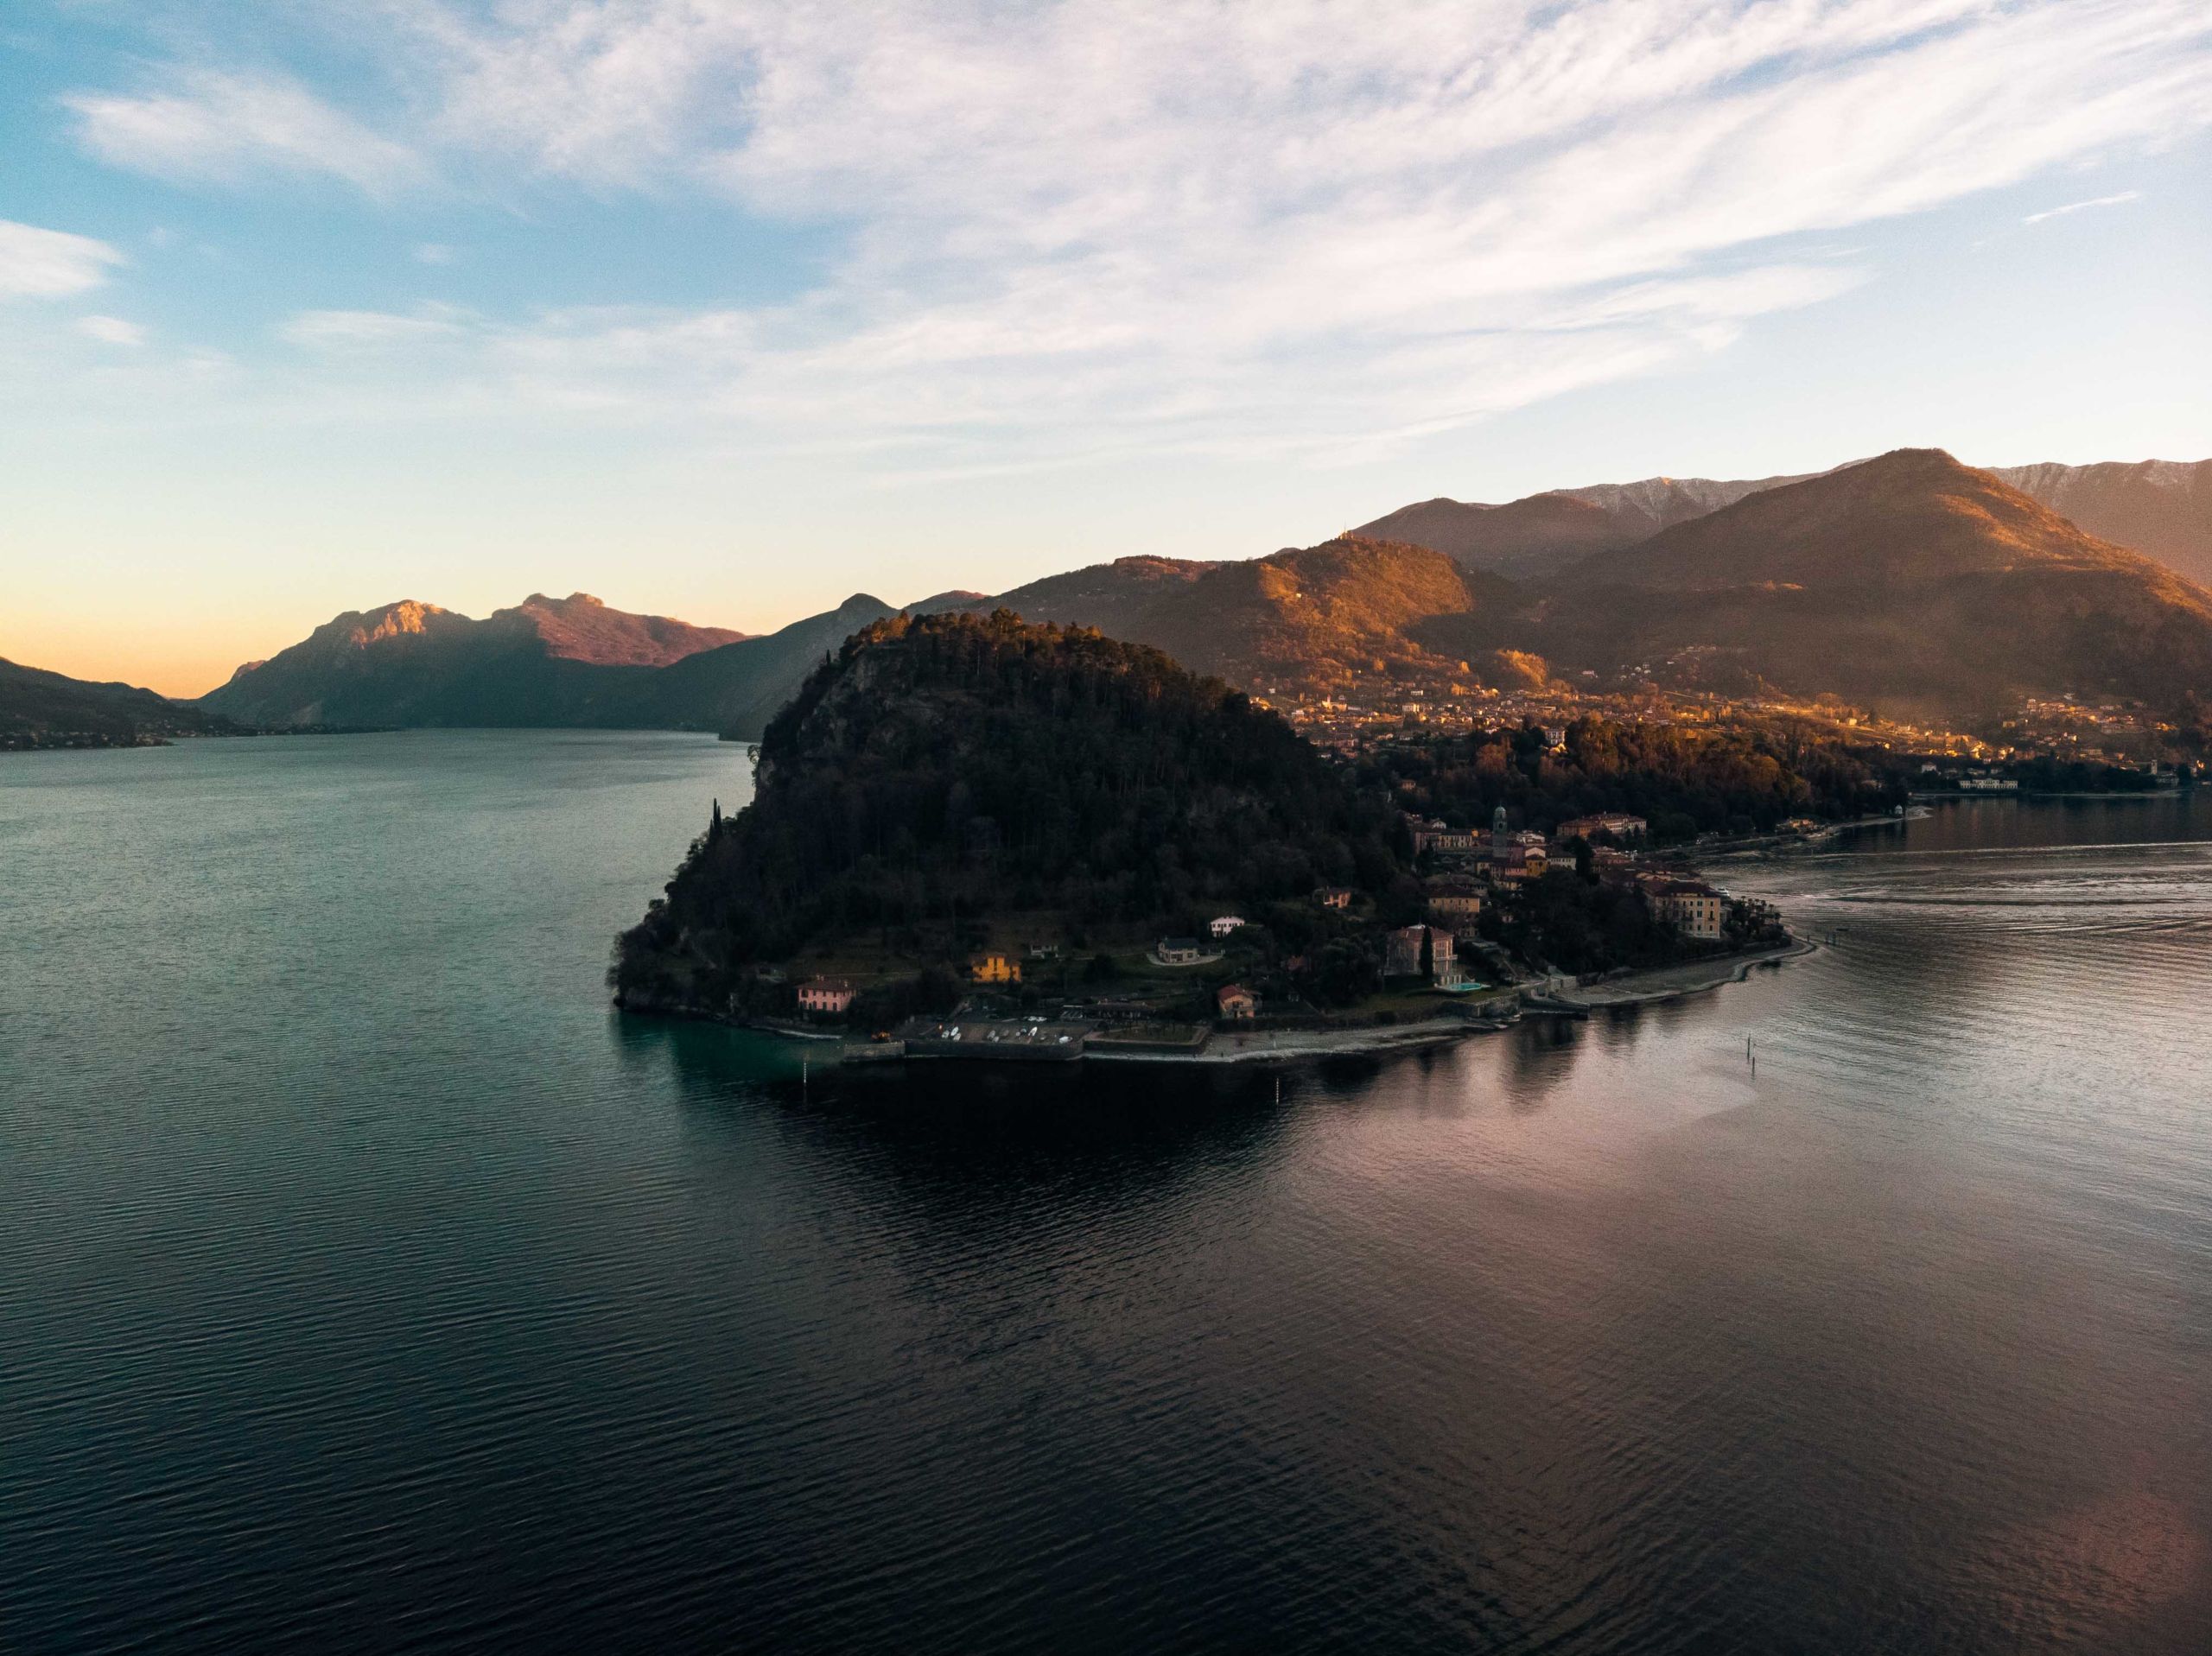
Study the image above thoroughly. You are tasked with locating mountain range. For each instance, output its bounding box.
[958,451,2212,719]
[11,447,2212,746]
[195,592,755,727]
[1359,456,2212,587]
[197,592,901,734]
[1982,460,2212,587]
[1496,449,2212,716]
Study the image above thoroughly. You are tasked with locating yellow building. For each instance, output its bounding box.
[969,952,1021,984]
[1425,877,1485,920]
[1648,882,1727,941]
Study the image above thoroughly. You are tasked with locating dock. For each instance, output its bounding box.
[899,1018,1090,1062]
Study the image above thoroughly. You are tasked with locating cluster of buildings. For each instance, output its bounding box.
[797,946,1028,1018]
[793,803,1745,1026]
[1408,805,1648,887]
[1272,680,1598,752]
[1402,803,1738,942]
[1999,696,2166,765]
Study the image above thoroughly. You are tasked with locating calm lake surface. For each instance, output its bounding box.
[3,733,2209,1653]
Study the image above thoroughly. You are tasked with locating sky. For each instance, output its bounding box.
[3,1,2210,696]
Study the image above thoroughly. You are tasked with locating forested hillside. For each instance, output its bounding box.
[2,657,245,749]
[612,611,1408,1015]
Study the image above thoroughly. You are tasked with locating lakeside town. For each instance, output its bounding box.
[1262,668,2199,777]
[778,801,1789,1070]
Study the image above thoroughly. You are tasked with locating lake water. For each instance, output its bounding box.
[3,733,2209,1653]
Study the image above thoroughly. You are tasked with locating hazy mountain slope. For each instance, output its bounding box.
[973,537,1511,688]
[970,555,1221,639]
[200,600,629,727]
[494,593,746,666]
[3,657,246,747]
[1354,495,1635,575]
[1987,460,2212,587]
[632,594,902,739]
[905,588,992,612]
[1151,538,1503,686]
[1532,449,2212,714]
[1552,470,1821,537]
[1358,470,1821,578]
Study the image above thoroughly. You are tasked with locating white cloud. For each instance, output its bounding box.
[280,307,472,350]
[78,314,147,346]
[66,71,427,196]
[60,3,2212,464]
[2023,189,2144,224]
[0,220,124,300]
[414,243,455,264]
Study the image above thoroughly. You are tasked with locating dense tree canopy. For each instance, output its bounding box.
[613,611,1407,1012]
[1363,716,1908,841]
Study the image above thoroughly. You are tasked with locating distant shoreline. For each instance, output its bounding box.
[1910,788,2189,802]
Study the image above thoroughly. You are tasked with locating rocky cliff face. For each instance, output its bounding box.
[340,600,454,647]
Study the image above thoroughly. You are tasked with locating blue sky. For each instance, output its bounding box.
[4,0,2210,695]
